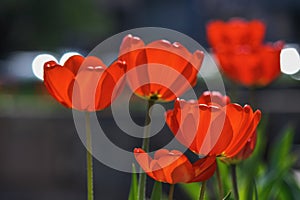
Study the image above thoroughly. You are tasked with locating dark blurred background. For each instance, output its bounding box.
[1,0,300,199]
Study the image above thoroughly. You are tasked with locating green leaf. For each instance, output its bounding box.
[179,182,200,200]
[217,160,231,194]
[150,181,162,200]
[128,163,138,200]
[269,126,295,170]
[237,117,268,200]
[282,172,300,199]
[259,126,297,199]
[276,179,295,200]
[253,179,258,200]
[222,191,231,200]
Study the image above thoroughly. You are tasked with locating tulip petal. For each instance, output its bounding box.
[198,91,231,106]
[232,52,260,86]
[190,156,216,182]
[72,56,107,111]
[120,35,203,101]
[259,41,283,86]
[206,20,226,51]
[64,55,85,75]
[249,20,266,47]
[170,159,194,184]
[206,108,233,156]
[224,104,261,157]
[95,60,127,110]
[234,130,257,160]
[150,160,166,182]
[206,18,282,87]
[133,148,153,175]
[134,148,198,184]
[44,61,74,108]
[144,41,203,100]
[165,99,233,156]
[155,150,193,184]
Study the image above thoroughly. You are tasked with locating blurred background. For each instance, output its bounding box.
[1,0,300,199]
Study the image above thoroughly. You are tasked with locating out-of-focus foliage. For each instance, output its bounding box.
[180,118,300,200]
[0,0,116,54]
[128,164,138,200]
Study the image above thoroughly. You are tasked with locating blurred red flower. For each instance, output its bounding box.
[165,91,261,160]
[134,148,216,184]
[43,55,126,111]
[119,34,204,101]
[206,18,284,87]
[207,19,266,52]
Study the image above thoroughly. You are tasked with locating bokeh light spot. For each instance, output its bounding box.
[32,54,57,80]
[59,52,81,65]
[280,48,300,75]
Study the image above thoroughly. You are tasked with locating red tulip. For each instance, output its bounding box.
[206,18,284,86]
[166,91,261,159]
[230,130,257,162]
[198,91,261,160]
[43,55,126,111]
[198,91,231,106]
[134,148,216,184]
[207,18,265,52]
[165,98,233,156]
[221,104,261,158]
[119,34,204,101]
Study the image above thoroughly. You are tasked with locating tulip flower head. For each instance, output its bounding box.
[206,18,284,87]
[119,34,204,102]
[222,130,257,164]
[134,148,216,184]
[199,92,261,164]
[166,91,261,162]
[43,55,126,111]
[198,90,231,106]
[166,98,233,156]
[200,91,261,159]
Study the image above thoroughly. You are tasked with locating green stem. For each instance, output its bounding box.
[141,99,155,152]
[168,184,175,200]
[85,112,94,200]
[199,181,206,200]
[138,99,155,200]
[216,162,224,200]
[253,179,258,200]
[230,164,239,200]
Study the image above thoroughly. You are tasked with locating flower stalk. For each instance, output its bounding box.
[141,99,155,152]
[168,184,175,200]
[85,112,94,200]
[138,99,155,200]
[199,181,206,200]
[230,164,239,200]
[216,162,224,200]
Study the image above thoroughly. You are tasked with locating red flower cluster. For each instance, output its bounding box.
[135,91,261,184]
[207,18,284,86]
[43,34,262,185]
